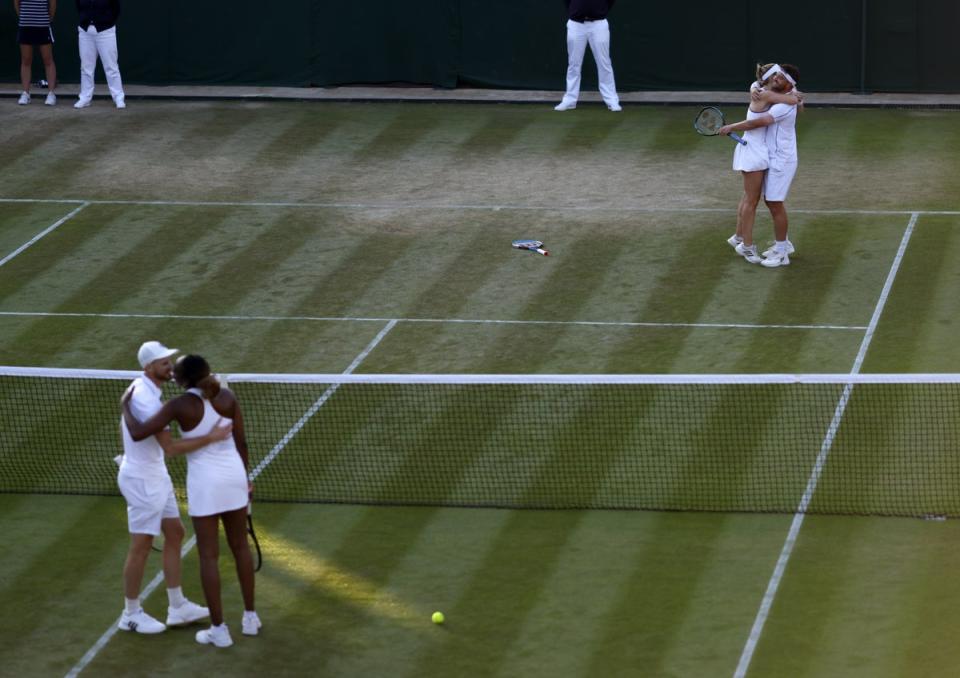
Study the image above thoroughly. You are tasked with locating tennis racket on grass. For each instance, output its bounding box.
[694,106,747,146]
[512,239,549,256]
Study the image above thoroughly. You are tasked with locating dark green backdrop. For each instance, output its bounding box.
[2,1,958,92]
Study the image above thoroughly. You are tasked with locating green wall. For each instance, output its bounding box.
[2,1,958,92]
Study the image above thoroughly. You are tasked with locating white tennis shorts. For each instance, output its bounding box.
[118,472,179,535]
[764,160,798,202]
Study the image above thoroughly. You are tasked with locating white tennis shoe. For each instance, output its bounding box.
[118,608,166,634]
[762,240,795,258]
[554,101,576,111]
[166,599,210,626]
[761,248,791,268]
[17,92,30,105]
[727,233,743,249]
[735,242,762,264]
[242,611,262,636]
[44,93,56,106]
[196,624,233,648]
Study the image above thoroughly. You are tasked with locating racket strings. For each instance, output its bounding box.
[695,108,724,135]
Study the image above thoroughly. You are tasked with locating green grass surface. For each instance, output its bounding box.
[2,101,960,676]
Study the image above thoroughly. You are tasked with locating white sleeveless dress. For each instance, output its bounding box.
[732,108,771,173]
[181,388,248,517]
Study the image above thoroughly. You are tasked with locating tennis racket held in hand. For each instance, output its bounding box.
[512,239,549,256]
[247,502,262,573]
[694,106,747,146]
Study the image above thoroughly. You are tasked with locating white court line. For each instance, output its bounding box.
[733,212,919,678]
[0,196,959,215]
[0,310,867,332]
[63,319,397,678]
[0,203,89,268]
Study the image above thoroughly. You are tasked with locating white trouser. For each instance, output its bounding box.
[77,25,124,103]
[561,19,619,107]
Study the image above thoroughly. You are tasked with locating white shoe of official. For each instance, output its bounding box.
[196,624,233,648]
[44,93,56,106]
[761,248,791,268]
[74,99,91,109]
[735,242,762,264]
[17,92,30,105]
[166,599,210,626]
[554,101,576,111]
[118,608,166,634]
[607,103,622,111]
[762,240,795,258]
[115,99,126,109]
[242,611,262,636]
[727,233,742,249]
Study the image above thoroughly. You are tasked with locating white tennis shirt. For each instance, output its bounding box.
[764,103,798,167]
[119,376,170,480]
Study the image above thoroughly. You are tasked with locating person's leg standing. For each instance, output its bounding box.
[38,41,56,104]
[760,162,797,267]
[117,475,168,633]
[19,44,33,101]
[76,26,97,107]
[193,515,224,625]
[586,19,620,110]
[96,25,125,107]
[557,20,588,110]
[221,507,257,631]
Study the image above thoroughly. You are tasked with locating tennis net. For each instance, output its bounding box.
[2,367,959,517]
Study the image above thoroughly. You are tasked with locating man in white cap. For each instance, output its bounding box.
[116,340,231,634]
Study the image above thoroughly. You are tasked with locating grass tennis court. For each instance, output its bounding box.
[3,100,960,677]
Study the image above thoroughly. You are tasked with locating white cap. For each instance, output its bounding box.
[137,341,178,369]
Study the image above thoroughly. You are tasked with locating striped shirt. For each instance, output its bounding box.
[18,0,51,27]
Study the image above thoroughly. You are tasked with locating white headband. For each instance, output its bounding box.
[762,64,796,86]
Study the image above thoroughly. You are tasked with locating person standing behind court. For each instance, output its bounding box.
[74,0,125,109]
[13,0,58,105]
[555,0,621,112]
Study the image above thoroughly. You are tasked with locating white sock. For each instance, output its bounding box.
[167,586,186,608]
[125,597,140,615]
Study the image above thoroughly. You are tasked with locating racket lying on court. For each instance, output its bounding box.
[247,503,263,573]
[694,106,747,146]
[512,239,549,256]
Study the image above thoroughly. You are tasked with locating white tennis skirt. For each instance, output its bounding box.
[186,450,248,517]
[732,140,769,173]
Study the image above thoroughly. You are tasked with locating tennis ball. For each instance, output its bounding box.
[432,611,445,625]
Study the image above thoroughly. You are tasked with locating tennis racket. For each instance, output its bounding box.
[694,106,747,146]
[247,504,262,573]
[512,239,549,256]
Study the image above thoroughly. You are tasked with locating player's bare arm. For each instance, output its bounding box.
[718,114,774,137]
[155,425,233,458]
[122,392,230,446]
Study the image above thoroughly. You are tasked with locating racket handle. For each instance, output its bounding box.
[730,132,747,146]
[535,248,549,256]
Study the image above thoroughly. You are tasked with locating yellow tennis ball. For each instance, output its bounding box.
[432,611,445,625]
